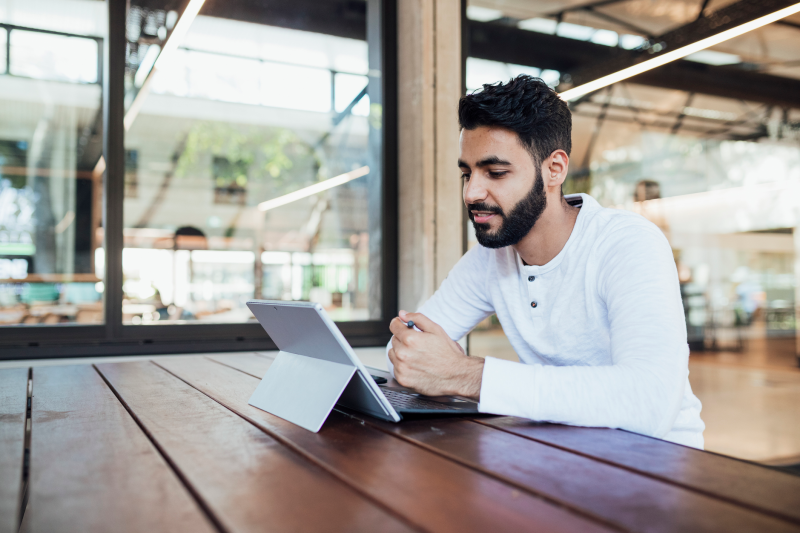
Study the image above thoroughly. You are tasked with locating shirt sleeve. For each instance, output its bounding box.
[478,220,688,439]
[386,245,495,375]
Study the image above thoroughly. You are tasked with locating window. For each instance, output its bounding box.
[0,0,397,356]
[212,157,249,206]
[125,150,139,198]
[122,1,390,327]
[0,1,105,328]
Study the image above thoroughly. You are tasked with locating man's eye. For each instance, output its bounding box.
[489,171,507,178]
[461,173,471,180]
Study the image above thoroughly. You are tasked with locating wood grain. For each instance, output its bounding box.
[96,361,414,533]
[206,352,274,376]
[157,356,613,533]
[358,415,800,533]
[0,368,27,533]
[26,365,215,533]
[214,352,800,531]
[482,417,800,525]
[207,353,274,377]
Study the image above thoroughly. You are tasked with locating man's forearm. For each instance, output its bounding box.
[455,356,485,401]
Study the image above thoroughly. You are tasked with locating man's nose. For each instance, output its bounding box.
[463,176,488,205]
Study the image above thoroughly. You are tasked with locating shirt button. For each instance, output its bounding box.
[528,275,535,282]
[530,301,538,308]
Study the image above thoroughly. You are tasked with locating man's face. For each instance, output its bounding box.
[459,126,547,248]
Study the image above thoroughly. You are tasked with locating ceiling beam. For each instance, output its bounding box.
[467,20,800,109]
[565,0,798,87]
[199,0,367,40]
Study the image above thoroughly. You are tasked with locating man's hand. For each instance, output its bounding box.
[388,311,484,400]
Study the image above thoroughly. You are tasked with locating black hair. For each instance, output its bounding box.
[458,75,572,166]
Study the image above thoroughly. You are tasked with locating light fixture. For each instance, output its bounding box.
[258,166,370,212]
[123,0,207,131]
[152,0,206,72]
[559,2,800,101]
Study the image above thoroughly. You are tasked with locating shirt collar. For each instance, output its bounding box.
[516,193,596,274]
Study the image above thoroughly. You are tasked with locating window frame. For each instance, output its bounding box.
[0,0,398,359]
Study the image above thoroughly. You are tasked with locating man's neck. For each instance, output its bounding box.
[513,195,580,266]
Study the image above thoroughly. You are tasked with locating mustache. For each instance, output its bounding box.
[467,202,504,218]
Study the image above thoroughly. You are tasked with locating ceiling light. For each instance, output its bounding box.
[123,0,206,131]
[466,6,503,22]
[559,2,800,101]
[257,166,370,212]
[153,0,205,71]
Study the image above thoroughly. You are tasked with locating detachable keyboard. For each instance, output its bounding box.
[380,388,462,411]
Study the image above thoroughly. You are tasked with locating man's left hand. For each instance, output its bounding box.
[388,311,484,400]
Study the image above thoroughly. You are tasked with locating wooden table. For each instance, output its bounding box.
[2,352,800,533]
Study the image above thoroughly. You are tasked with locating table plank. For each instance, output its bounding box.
[0,368,27,533]
[96,361,415,533]
[481,417,800,525]
[157,356,615,533]
[212,353,800,533]
[27,365,216,533]
[360,415,799,533]
[206,352,274,376]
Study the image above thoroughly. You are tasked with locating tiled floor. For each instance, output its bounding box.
[468,328,800,465]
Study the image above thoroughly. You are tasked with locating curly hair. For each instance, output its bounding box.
[458,75,572,166]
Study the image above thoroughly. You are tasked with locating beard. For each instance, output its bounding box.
[468,168,547,249]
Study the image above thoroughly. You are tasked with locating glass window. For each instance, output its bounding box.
[10,30,99,83]
[0,29,6,71]
[123,1,383,325]
[0,0,106,327]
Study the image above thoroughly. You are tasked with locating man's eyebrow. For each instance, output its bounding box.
[457,159,470,168]
[475,156,512,167]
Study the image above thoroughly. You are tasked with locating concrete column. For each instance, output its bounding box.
[397,0,464,312]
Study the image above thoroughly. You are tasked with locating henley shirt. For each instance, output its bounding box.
[387,193,705,448]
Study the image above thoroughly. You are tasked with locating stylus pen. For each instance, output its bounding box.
[406,320,415,329]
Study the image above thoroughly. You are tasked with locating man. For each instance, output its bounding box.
[387,75,704,448]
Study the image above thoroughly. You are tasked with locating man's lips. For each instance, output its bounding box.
[472,212,497,223]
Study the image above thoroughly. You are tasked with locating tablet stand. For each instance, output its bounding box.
[248,350,356,433]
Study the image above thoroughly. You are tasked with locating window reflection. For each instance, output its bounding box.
[10,30,99,84]
[123,2,382,325]
[0,0,106,326]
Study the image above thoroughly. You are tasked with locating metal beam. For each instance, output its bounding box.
[466,20,800,109]
[670,92,695,134]
[581,7,654,38]
[104,0,126,338]
[200,0,367,40]
[565,0,799,87]
[581,86,613,168]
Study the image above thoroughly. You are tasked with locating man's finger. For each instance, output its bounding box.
[401,312,445,336]
[389,317,415,342]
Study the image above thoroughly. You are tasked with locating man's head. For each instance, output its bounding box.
[458,75,572,248]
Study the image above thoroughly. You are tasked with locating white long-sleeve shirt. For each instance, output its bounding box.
[388,193,705,448]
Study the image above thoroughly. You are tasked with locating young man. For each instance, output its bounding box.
[387,75,704,448]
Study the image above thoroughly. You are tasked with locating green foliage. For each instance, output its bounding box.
[174,122,320,194]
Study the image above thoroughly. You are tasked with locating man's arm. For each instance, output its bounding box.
[479,222,689,439]
[388,312,484,399]
[385,245,494,378]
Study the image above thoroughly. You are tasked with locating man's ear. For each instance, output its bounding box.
[543,150,569,191]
